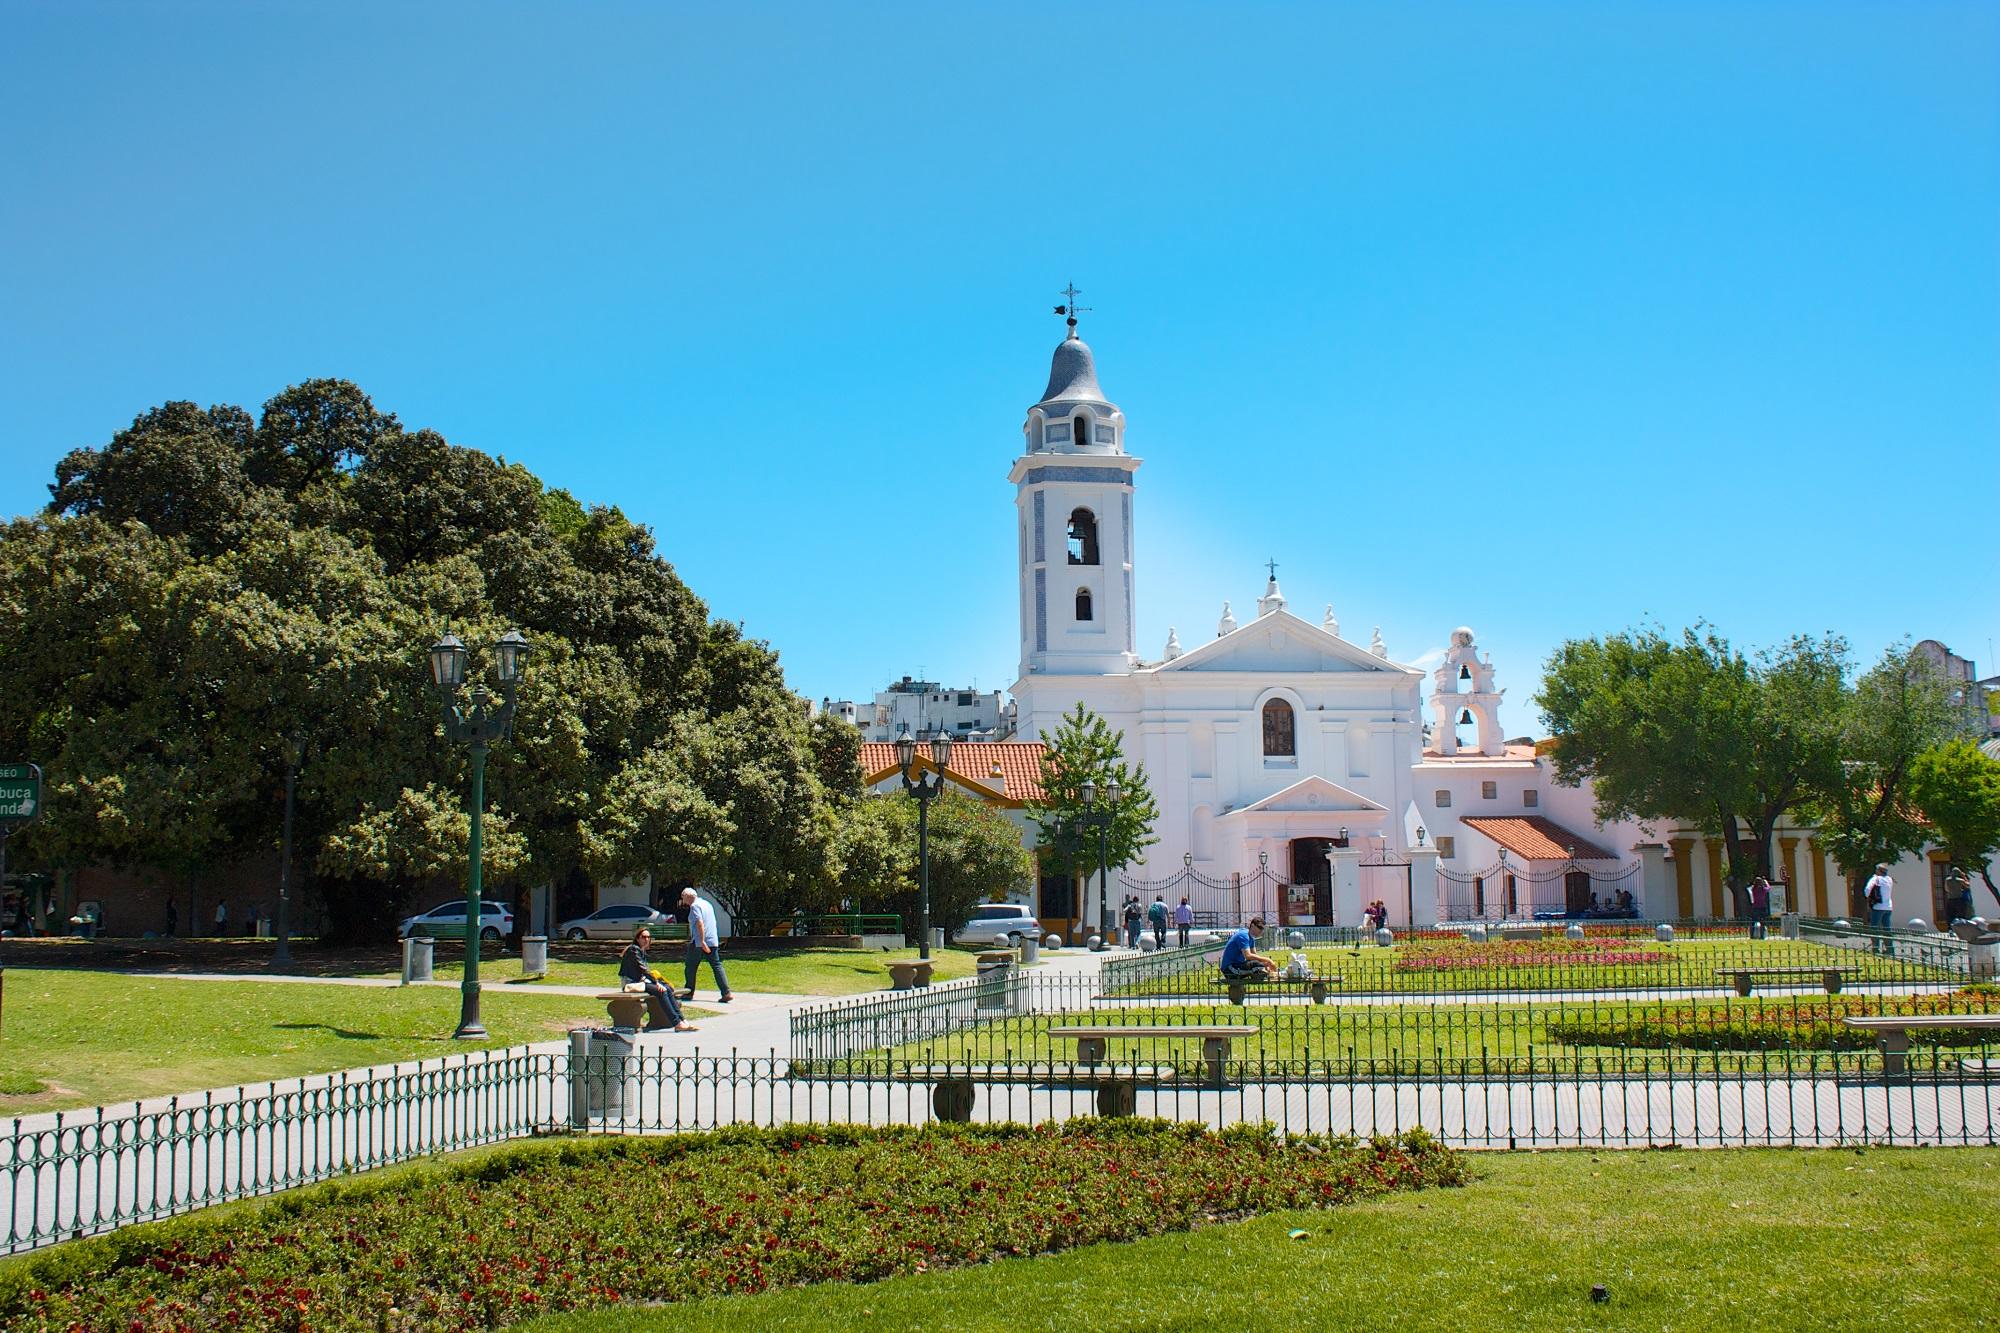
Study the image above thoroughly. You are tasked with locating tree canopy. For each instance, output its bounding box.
[0,380,839,939]
[1538,625,1961,912]
[1027,703,1160,885]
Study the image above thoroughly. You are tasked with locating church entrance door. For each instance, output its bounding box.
[1291,838,1335,923]
[1564,870,1592,916]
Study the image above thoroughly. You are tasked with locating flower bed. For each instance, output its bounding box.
[1393,937,1671,972]
[1546,988,2000,1051]
[0,1122,1465,1332]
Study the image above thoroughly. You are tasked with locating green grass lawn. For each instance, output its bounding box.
[0,969,614,1114]
[394,946,984,994]
[527,1147,2000,1332]
[841,989,1999,1076]
[1117,935,1958,998]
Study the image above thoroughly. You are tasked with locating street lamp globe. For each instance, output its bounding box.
[1080,777,1097,806]
[894,723,917,771]
[929,731,954,772]
[1106,776,1122,805]
[493,629,530,685]
[429,633,468,691]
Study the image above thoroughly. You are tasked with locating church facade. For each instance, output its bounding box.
[1008,323,1444,932]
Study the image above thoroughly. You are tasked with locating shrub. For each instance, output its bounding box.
[1545,990,2000,1052]
[0,1121,1464,1331]
[1393,937,1671,973]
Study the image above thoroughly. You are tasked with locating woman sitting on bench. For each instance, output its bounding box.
[620,927,698,1033]
[1219,915,1279,980]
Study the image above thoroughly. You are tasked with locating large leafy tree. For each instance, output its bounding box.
[1906,740,2000,912]
[1027,702,1160,891]
[1537,626,1847,912]
[0,379,836,942]
[1801,646,1956,909]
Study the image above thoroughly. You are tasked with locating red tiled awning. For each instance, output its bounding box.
[1459,815,1616,862]
[859,740,1049,803]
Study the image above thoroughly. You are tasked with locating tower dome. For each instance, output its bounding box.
[1038,335,1110,409]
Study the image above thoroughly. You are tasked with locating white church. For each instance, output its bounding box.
[847,314,1990,941]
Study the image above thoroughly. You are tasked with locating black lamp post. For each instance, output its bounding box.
[1080,775,1121,944]
[895,723,954,961]
[269,734,305,972]
[427,629,530,1039]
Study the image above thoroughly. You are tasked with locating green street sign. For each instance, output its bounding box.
[0,763,42,824]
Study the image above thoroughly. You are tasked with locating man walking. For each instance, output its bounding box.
[1864,864,1894,931]
[679,887,734,1003]
[1174,896,1193,948]
[1148,895,1169,948]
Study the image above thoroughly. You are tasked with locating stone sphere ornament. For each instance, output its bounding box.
[1138,935,1158,952]
[1469,924,1488,943]
[1375,927,1394,948]
[1288,931,1306,950]
[1565,923,1586,941]
[1655,923,1675,943]
[1044,934,1062,949]
[1087,934,1104,952]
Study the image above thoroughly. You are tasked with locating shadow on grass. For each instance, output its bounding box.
[274,1022,384,1040]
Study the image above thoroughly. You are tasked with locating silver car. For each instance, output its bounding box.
[556,903,676,941]
[399,899,514,942]
[951,903,1043,947]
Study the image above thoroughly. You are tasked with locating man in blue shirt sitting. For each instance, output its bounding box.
[1219,915,1278,980]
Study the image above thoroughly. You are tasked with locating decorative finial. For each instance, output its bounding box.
[1322,603,1340,637]
[1163,627,1183,661]
[1218,600,1237,637]
[1370,627,1388,659]
[1053,281,1091,338]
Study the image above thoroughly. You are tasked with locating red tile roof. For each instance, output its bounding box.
[1459,815,1617,862]
[859,741,1049,804]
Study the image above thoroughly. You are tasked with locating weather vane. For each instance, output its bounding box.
[1053,281,1091,333]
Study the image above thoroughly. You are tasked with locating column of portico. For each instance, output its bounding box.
[1668,837,1696,920]
[1778,836,1800,916]
[1330,846,1363,929]
[1703,839,1726,918]
[1407,847,1441,929]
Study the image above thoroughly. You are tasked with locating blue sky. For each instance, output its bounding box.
[3,2,1994,732]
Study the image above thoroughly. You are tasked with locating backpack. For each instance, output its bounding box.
[1866,881,1882,906]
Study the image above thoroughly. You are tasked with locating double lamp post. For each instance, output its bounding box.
[427,629,531,1039]
[893,724,954,961]
[1049,776,1120,946]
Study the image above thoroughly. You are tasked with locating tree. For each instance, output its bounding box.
[1538,626,1847,913]
[1027,702,1160,894]
[828,791,1033,938]
[1801,646,1956,909]
[1,378,844,943]
[1907,740,2000,910]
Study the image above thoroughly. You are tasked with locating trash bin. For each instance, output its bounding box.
[401,936,434,985]
[568,1029,637,1126]
[1970,934,1999,982]
[1780,912,1801,940]
[521,935,548,977]
[976,950,1013,1009]
[1018,935,1040,965]
[929,927,946,952]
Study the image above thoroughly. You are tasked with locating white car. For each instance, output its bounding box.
[556,903,677,941]
[951,904,1043,947]
[399,899,514,942]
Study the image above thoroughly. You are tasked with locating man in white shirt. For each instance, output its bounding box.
[678,887,734,1003]
[1863,864,1894,932]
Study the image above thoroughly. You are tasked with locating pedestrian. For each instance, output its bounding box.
[1943,865,1973,923]
[1121,895,1142,948]
[1148,895,1168,947]
[1174,896,1193,949]
[1863,864,1894,932]
[1748,876,1771,920]
[164,900,177,937]
[619,927,697,1032]
[213,898,228,937]
[678,887,734,1002]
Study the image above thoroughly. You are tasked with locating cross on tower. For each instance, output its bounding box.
[1265,557,1279,581]
[1053,282,1091,333]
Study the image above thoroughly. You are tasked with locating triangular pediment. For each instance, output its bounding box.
[1153,611,1419,676]
[1226,775,1388,815]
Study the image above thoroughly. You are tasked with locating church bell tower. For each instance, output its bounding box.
[1010,290,1140,679]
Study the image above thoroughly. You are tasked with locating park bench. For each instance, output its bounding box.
[1714,966,1858,997]
[1048,1024,1258,1085]
[894,1062,1172,1121]
[886,959,934,990]
[1212,974,1343,1005]
[595,990,648,1030]
[1841,1014,2000,1077]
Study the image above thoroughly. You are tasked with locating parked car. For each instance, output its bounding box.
[399,899,514,942]
[951,903,1043,947]
[556,903,676,941]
